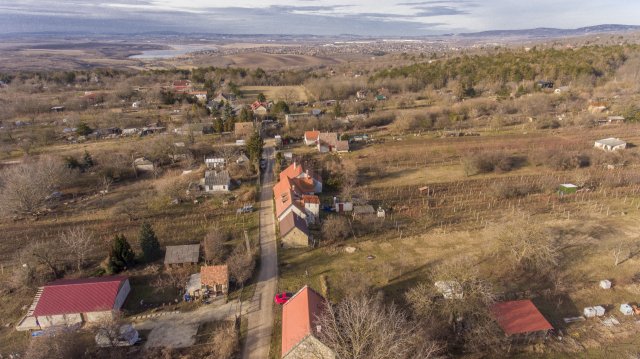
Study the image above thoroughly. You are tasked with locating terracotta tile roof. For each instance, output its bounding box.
[282,286,327,357]
[33,276,128,317]
[490,300,553,336]
[279,212,309,238]
[290,177,316,194]
[200,265,228,287]
[302,195,320,204]
[305,131,320,142]
[274,178,296,219]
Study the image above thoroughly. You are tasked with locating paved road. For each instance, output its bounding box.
[133,299,240,348]
[242,145,278,359]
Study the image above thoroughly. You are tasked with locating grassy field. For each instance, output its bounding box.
[274,123,640,357]
[240,85,308,102]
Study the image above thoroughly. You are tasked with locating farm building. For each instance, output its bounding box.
[317,132,349,153]
[282,286,334,359]
[204,170,231,192]
[201,265,229,297]
[594,138,626,151]
[490,300,553,337]
[18,276,131,330]
[279,212,310,248]
[164,244,200,266]
[558,184,578,195]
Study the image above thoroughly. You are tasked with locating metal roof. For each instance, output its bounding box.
[491,300,553,335]
[33,276,128,317]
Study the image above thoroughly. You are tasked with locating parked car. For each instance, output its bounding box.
[274,292,292,305]
[237,204,254,214]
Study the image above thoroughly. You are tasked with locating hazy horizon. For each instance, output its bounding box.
[0,1,639,36]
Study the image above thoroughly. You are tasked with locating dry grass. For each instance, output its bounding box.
[239,85,309,102]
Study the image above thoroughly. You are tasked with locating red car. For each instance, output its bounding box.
[274,292,292,305]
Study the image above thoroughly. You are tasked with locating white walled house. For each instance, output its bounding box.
[204,170,231,192]
[29,276,130,329]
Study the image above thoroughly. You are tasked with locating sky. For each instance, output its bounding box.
[0,0,639,36]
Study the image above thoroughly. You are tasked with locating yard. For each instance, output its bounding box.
[274,123,640,357]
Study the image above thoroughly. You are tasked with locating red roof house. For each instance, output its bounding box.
[281,286,334,358]
[304,131,320,145]
[32,276,131,328]
[490,300,553,336]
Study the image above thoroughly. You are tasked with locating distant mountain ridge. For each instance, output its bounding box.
[458,24,640,38]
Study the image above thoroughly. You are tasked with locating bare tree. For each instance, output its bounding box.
[316,294,441,359]
[22,240,65,280]
[613,242,626,266]
[227,247,255,287]
[200,321,239,359]
[0,155,69,216]
[203,226,228,264]
[60,226,95,271]
[493,221,559,273]
[24,327,89,359]
[405,257,504,353]
[321,215,351,243]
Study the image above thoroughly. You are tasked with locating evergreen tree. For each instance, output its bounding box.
[214,117,224,133]
[257,93,266,102]
[76,122,93,136]
[247,131,264,164]
[139,222,161,262]
[239,107,253,122]
[107,234,135,273]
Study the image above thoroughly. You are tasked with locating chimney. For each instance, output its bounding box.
[293,162,297,170]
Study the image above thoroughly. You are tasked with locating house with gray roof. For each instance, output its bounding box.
[204,170,231,192]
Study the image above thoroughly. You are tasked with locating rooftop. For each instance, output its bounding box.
[200,265,229,286]
[164,244,200,265]
[595,138,626,147]
[490,300,553,336]
[282,286,327,357]
[33,276,128,317]
[279,212,309,238]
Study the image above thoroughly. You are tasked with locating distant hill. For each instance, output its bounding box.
[458,24,640,38]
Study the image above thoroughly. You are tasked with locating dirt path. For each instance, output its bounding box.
[241,144,278,359]
[133,299,240,348]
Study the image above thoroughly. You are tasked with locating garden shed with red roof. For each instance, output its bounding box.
[32,276,131,329]
[490,299,553,336]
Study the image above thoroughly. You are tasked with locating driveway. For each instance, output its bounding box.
[133,299,240,348]
[242,145,278,359]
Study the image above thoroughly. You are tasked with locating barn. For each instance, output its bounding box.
[30,276,131,329]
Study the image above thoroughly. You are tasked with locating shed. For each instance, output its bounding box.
[200,265,229,296]
[352,205,376,218]
[599,279,612,289]
[594,138,626,152]
[490,300,553,336]
[558,183,578,195]
[164,244,200,266]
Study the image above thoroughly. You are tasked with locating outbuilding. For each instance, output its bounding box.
[594,138,627,152]
[28,276,130,329]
